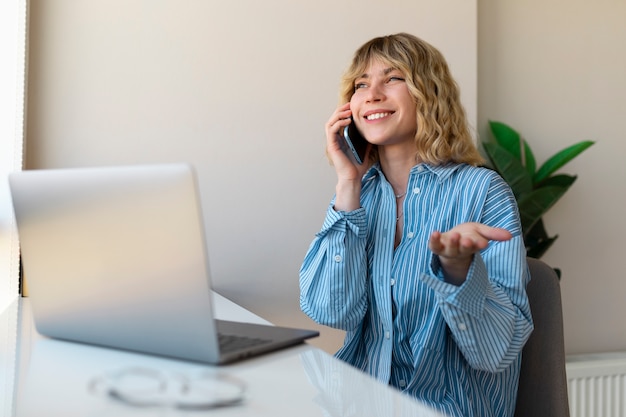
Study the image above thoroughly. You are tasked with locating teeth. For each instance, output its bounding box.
[366,112,391,120]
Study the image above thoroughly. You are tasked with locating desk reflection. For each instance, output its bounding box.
[5,298,445,417]
[301,349,444,417]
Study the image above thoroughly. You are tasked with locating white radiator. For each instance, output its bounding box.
[566,352,626,417]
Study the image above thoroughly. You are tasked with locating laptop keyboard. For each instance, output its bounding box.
[218,333,271,353]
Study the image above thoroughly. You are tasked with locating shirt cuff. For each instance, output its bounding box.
[420,254,488,319]
[315,203,367,239]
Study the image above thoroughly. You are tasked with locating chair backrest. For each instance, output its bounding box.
[514,257,570,417]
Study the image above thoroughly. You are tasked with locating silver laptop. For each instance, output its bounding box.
[8,163,318,365]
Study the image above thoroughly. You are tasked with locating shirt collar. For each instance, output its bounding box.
[363,162,464,183]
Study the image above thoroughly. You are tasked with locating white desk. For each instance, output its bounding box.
[1,295,444,417]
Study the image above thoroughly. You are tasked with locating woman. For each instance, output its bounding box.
[299,33,533,417]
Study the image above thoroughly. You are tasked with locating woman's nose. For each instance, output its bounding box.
[365,82,384,102]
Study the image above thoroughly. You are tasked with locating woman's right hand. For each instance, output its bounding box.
[325,103,371,212]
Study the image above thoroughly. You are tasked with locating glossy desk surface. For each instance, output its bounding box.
[1,296,444,417]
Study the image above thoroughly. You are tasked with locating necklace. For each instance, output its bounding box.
[394,186,406,221]
[396,192,405,221]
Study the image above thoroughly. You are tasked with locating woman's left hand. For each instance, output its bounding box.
[428,223,512,285]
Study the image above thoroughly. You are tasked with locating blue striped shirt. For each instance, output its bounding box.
[300,163,533,417]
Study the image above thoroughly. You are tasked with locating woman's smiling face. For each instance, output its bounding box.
[349,59,417,149]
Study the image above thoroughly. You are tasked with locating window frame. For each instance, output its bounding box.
[0,0,27,312]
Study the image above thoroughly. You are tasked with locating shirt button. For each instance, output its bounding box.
[458,323,467,331]
[390,278,396,286]
[412,187,420,194]
[385,331,390,339]
[416,166,424,172]
[334,255,342,262]
[406,232,414,239]
[399,379,407,387]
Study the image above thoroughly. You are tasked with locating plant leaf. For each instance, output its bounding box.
[527,236,558,259]
[533,140,595,183]
[523,218,557,259]
[524,217,549,242]
[489,120,536,176]
[517,186,569,232]
[536,174,577,189]
[482,142,533,198]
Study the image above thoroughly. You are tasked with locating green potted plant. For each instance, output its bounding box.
[482,120,594,260]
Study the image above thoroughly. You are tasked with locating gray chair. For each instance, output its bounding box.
[514,257,570,417]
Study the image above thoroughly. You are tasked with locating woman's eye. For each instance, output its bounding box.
[354,82,367,90]
[388,76,405,82]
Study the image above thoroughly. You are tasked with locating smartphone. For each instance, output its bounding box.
[342,119,368,164]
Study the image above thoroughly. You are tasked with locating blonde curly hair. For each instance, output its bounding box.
[340,33,483,166]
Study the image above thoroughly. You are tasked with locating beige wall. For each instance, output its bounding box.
[478,0,626,354]
[26,0,477,353]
